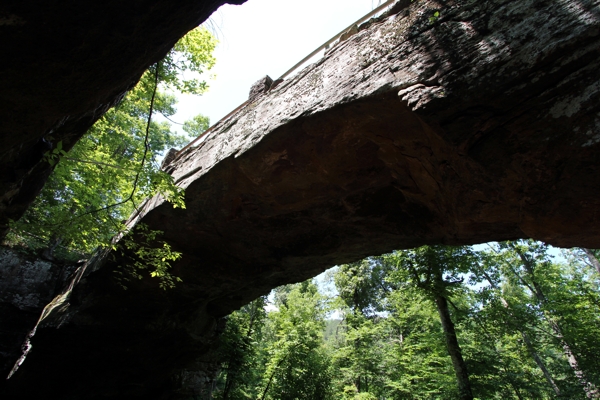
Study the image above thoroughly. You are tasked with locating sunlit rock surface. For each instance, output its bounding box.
[3,0,600,398]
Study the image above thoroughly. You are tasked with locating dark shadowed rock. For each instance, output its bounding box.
[0,248,76,380]
[3,0,600,398]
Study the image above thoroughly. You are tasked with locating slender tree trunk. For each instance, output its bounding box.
[502,366,525,400]
[41,235,62,260]
[260,342,301,400]
[511,245,598,398]
[482,271,562,397]
[472,314,526,400]
[260,356,287,400]
[209,378,217,400]
[222,300,260,400]
[434,294,474,400]
[521,332,562,397]
[221,368,234,400]
[546,317,598,398]
[583,249,600,275]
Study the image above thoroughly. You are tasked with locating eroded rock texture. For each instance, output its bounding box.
[3,0,600,398]
[0,0,243,240]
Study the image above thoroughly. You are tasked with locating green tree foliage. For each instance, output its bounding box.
[330,259,392,399]
[260,281,333,400]
[114,223,183,290]
[212,282,333,400]
[585,249,600,276]
[334,257,391,316]
[183,114,211,137]
[5,27,217,269]
[486,241,600,398]
[215,241,600,399]
[383,285,458,399]
[386,246,476,400]
[214,297,268,400]
[326,244,600,399]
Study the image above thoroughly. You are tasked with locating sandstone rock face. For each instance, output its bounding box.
[3,0,600,398]
[0,0,242,240]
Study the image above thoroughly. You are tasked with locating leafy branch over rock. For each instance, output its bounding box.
[114,223,182,290]
[4,27,216,284]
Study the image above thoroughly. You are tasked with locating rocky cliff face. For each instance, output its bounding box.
[0,248,76,380]
[0,0,243,240]
[2,0,600,398]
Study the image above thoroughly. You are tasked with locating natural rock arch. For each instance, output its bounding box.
[2,0,600,398]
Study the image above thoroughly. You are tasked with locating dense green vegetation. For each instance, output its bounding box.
[213,241,600,399]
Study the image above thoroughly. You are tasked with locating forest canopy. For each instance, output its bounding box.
[213,242,600,400]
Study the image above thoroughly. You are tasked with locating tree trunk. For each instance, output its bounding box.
[221,368,234,400]
[583,249,600,275]
[521,332,562,397]
[434,294,474,400]
[482,270,562,397]
[222,300,260,400]
[546,317,598,398]
[511,246,598,398]
[41,235,62,260]
[503,368,525,400]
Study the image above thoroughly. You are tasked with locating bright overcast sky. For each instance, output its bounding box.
[171,0,384,128]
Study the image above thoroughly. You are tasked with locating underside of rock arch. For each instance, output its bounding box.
[2,0,600,398]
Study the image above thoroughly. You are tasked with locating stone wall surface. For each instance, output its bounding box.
[2,0,600,398]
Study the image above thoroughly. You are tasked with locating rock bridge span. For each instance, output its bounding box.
[3,0,600,398]
[141,0,600,313]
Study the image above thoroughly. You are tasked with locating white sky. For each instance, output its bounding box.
[171,0,384,127]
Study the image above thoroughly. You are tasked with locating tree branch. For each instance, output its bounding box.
[63,156,135,171]
[64,62,161,224]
